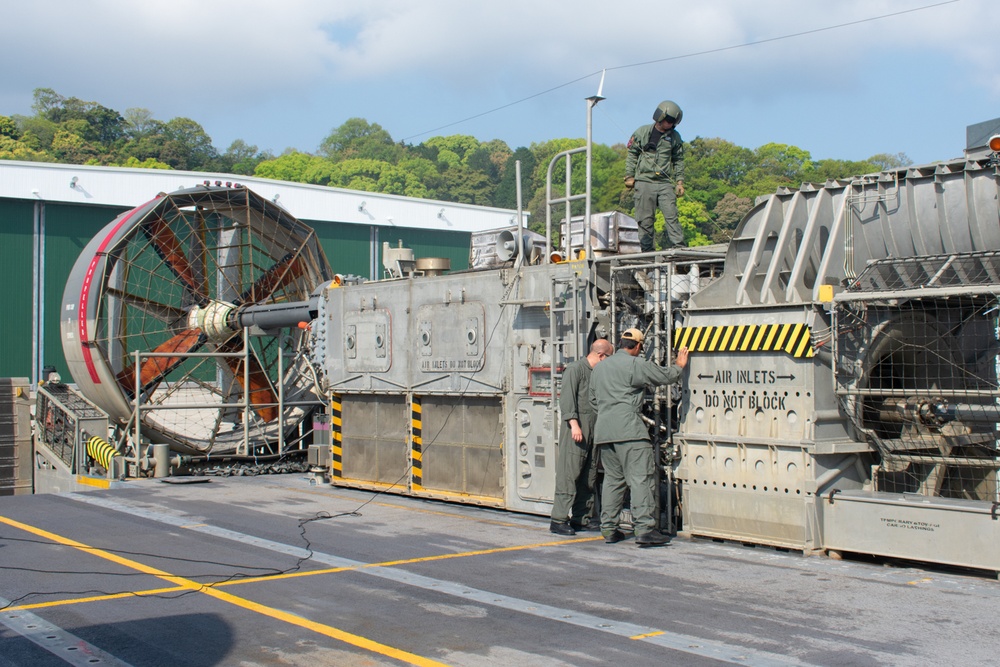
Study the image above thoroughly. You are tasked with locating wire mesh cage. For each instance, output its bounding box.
[836,253,1000,501]
[63,186,331,456]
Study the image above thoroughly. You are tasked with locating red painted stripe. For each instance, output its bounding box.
[78,197,160,384]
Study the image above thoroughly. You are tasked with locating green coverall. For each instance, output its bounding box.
[589,348,684,538]
[551,356,599,526]
[625,123,686,251]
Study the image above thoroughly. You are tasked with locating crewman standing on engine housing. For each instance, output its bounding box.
[625,100,686,252]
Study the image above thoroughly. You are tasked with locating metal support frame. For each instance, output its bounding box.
[127,329,308,471]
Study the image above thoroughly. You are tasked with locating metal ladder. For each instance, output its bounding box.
[547,271,586,414]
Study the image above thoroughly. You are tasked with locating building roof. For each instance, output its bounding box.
[0,160,524,233]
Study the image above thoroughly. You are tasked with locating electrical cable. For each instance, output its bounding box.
[401,0,960,142]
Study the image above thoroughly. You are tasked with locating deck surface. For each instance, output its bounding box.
[1,476,998,666]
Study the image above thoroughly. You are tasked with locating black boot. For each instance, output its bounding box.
[549,520,576,536]
[635,529,671,547]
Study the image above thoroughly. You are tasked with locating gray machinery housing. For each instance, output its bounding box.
[54,121,1000,573]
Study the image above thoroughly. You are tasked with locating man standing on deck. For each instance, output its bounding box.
[550,339,614,535]
[590,328,689,547]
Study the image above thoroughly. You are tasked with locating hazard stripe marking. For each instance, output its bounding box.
[331,395,343,479]
[411,396,423,489]
[673,324,814,358]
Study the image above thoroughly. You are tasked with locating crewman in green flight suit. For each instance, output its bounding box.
[589,328,689,547]
[625,100,686,252]
[550,338,615,536]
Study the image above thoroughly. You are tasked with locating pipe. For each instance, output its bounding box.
[152,444,171,478]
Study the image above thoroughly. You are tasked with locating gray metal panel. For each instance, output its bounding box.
[819,490,1000,571]
[421,396,502,498]
[341,395,408,484]
[693,161,1000,307]
[685,487,809,548]
[966,116,1000,151]
[325,270,511,395]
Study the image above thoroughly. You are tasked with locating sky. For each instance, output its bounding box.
[3,0,998,167]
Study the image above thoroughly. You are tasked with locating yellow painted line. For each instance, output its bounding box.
[5,529,601,611]
[412,488,503,505]
[631,630,665,640]
[75,475,110,489]
[0,514,452,667]
[8,586,190,611]
[218,536,603,587]
[336,479,407,491]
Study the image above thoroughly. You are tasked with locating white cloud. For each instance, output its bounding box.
[1,0,996,162]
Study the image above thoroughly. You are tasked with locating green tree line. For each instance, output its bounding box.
[1,88,909,248]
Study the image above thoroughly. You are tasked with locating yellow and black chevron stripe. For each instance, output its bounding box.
[86,435,121,471]
[673,323,814,358]
[411,395,423,491]
[331,394,343,479]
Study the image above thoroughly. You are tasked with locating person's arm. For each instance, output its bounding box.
[672,131,685,194]
[568,418,583,443]
[633,347,689,387]
[560,363,583,429]
[625,131,640,183]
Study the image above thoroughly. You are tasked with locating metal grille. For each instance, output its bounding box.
[835,294,1000,501]
[846,251,1000,293]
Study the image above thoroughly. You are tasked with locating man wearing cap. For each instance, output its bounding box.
[590,328,689,547]
[550,338,615,536]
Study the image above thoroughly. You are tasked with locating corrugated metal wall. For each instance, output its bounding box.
[309,219,375,278]
[0,199,35,378]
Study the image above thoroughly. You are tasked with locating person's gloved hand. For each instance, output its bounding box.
[624,176,635,189]
[675,181,685,197]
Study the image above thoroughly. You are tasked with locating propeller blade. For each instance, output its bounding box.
[117,328,206,395]
[237,252,303,305]
[224,351,279,423]
[142,217,202,295]
[106,288,187,324]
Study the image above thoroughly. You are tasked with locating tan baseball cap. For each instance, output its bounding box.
[621,328,645,343]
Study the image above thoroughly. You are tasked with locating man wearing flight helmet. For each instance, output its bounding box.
[624,100,686,252]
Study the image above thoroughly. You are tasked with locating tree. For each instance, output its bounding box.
[495,147,536,210]
[711,192,753,243]
[221,139,273,176]
[31,88,65,118]
[424,135,481,165]
[0,115,18,139]
[867,152,911,170]
[51,128,99,162]
[0,135,51,161]
[123,108,160,137]
[319,118,401,163]
[254,151,329,182]
[752,143,812,181]
[12,115,58,151]
[676,198,712,247]
[161,117,218,170]
[683,137,755,211]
